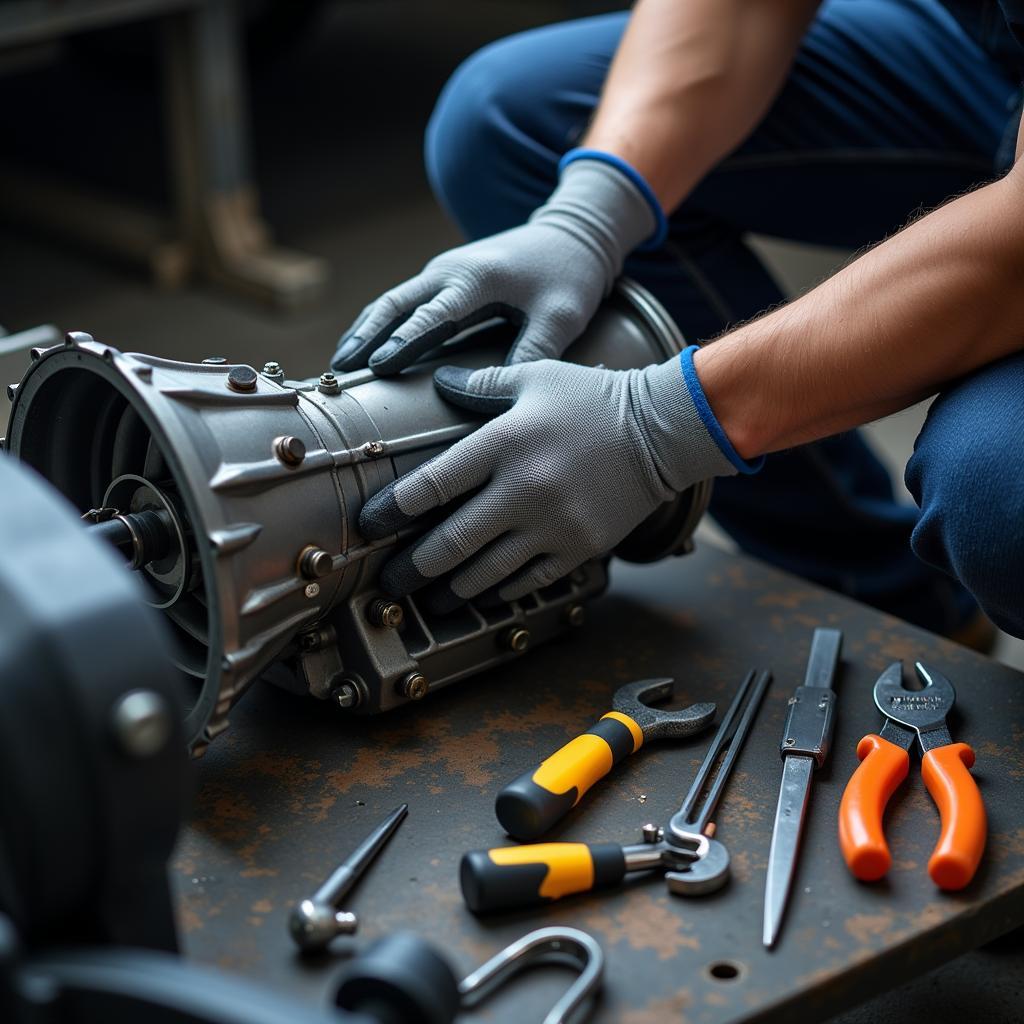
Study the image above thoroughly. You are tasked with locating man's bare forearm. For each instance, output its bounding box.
[585,0,820,210]
[695,164,1024,458]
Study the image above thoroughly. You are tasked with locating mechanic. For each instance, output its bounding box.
[333,0,1024,643]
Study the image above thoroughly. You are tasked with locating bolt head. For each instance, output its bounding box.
[112,690,173,757]
[641,823,664,844]
[262,361,282,375]
[565,604,585,627]
[304,582,321,599]
[401,673,429,701]
[361,440,385,458]
[369,599,403,628]
[504,627,530,653]
[300,546,334,579]
[317,371,341,394]
[227,365,258,392]
[334,682,360,709]
[274,434,306,466]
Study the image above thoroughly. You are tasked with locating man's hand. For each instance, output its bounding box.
[331,157,659,376]
[358,354,741,611]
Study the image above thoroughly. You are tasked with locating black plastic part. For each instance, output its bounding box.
[0,456,192,953]
[590,844,627,888]
[495,775,578,842]
[587,717,635,763]
[495,717,635,841]
[459,851,551,915]
[335,932,460,1024]
[14,946,372,1024]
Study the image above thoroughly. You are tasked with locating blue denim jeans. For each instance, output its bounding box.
[422,0,1024,637]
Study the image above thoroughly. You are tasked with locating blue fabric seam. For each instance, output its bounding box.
[679,346,764,475]
[559,147,668,250]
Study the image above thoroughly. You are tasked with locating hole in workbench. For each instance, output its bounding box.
[707,961,742,982]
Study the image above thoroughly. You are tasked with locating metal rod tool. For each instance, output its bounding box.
[289,804,407,952]
[763,628,841,948]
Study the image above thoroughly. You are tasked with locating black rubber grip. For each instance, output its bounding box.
[495,775,577,842]
[459,843,627,915]
[494,715,638,841]
[589,717,635,762]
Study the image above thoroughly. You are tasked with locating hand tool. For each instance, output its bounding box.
[289,804,407,952]
[839,661,986,890]
[460,669,771,913]
[495,678,716,841]
[335,926,604,1024]
[762,628,842,949]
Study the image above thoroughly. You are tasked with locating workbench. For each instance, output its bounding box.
[174,544,1024,1023]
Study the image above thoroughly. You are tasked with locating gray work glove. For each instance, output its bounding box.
[358,354,743,612]
[332,157,658,376]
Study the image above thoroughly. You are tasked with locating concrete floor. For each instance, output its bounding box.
[0,2,1021,1019]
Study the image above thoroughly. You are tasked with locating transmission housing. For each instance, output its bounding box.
[4,281,710,755]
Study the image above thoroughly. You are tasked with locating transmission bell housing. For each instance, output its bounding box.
[4,281,711,755]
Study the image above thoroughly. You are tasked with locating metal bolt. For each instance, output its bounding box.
[274,434,306,466]
[784,737,796,746]
[261,360,284,382]
[318,371,341,395]
[504,627,531,653]
[399,673,429,701]
[201,356,227,364]
[227,365,258,392]
[368,599,404,629]
[304,582,321,599]
[564,604,585,627]
[299,546,334,579]
[361,440,385,458]
[641,823,664,844]
[112,690,173,757]
[334,681,360,710]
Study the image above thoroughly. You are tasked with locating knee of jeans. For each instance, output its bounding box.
[908,406,1024,638]
[425,36,545,231]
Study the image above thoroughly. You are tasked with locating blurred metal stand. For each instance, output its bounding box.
[0,0,327,309]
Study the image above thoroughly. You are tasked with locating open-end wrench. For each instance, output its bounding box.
[495,678,716,841]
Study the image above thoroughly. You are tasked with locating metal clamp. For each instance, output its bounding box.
[459,927,604,1024]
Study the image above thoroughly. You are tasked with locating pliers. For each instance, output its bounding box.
[839,661,987,890]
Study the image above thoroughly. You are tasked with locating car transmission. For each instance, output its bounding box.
[4,280,710,755]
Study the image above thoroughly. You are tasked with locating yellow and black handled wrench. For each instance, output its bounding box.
[495,678,716,841]
[466,669,772,913]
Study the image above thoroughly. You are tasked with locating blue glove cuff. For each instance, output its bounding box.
[679,346,764,475]
[558,147,668,250]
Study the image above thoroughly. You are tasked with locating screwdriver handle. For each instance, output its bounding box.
[460,842,626,914]
[921,742,986,890]
[495,713,643,841]
[838,734,910,881]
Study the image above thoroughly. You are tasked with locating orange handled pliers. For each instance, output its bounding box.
[839,661,986,891]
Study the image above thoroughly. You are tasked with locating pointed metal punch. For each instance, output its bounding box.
[289,803,407,952]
